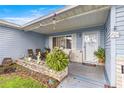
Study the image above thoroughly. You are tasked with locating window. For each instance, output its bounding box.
[52,35,72,49]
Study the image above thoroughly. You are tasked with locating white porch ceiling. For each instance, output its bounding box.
[23,6,110,34]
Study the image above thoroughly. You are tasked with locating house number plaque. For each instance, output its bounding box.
[110,32,119,38]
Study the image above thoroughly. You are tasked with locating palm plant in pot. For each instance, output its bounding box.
[94,48,105,63]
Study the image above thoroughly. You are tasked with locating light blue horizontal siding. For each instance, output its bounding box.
[48,25,105,51]
[115,5,124,56]
[0,26,47,63]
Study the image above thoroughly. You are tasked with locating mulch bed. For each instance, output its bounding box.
[0,63,60,88]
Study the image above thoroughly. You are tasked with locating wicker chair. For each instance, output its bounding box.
[28,49,34,58]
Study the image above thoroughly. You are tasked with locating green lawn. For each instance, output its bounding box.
[0,74,47,88]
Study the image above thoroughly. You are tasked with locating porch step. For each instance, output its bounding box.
[70,73,105,87]
[58,73,105,88]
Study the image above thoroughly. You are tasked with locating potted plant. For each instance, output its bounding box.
[46,47,69,71]
[94,48,105,63]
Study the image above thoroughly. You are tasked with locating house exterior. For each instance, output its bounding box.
[0,5,124,88]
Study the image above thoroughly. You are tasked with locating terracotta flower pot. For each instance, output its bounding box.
[99,58,104,63]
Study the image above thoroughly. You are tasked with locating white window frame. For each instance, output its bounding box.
[50,34,74,50]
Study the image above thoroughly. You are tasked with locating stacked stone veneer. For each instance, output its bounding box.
[16,59,68,81]
[116,55,124,88]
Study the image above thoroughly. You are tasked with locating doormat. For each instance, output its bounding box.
[82,63,96,67]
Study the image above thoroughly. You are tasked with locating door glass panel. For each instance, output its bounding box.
[84,35,90,43]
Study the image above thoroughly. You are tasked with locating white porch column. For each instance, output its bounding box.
[109,6,116,87]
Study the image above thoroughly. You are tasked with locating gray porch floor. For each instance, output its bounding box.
[58,62,106,88]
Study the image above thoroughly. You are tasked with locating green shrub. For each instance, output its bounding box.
[46,47,69,71]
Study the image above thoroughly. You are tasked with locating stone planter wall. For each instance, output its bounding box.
[16,59,68,81]
[116,55,124,88]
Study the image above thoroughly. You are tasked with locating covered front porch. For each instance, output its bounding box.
[22,5,111,87]
[22,5,110,64]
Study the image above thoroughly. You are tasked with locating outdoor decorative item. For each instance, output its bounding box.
[24,56,32,63]
[46,47,69,71]
[24,56,28,63]
[94,48,105,63]
[36,52,41,64]
[48,79,55,85]
[28,57,32,62]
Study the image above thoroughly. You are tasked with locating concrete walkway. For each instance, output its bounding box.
[58,62,106,88]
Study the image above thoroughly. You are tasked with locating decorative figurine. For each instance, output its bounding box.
[36,52,41,64]
[28,57,32,62]
[24,56,28,63]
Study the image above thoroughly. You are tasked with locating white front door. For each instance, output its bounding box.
[83,31,99,63]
